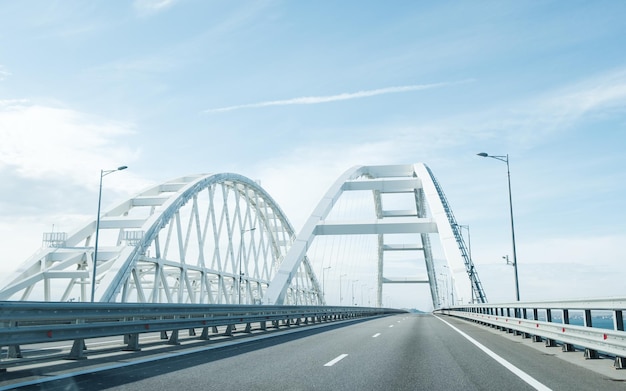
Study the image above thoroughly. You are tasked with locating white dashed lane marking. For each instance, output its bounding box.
[324,354,349,367]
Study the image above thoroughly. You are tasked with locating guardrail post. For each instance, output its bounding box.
[531,309,542,342]
[496,308,504,331]
[615,357,626,369]
[199,327,210,340]
[505,308,515,334]
[545,309,557,347]
[67,339,87,360]
[582,309,599,359]
[189,328,197,337]
[521,309,531,338]
[614,310,624,331]
[224,324,234,336]
[123,334,141,351]
[584,348,599,359]
[583,309,593,327]
[244,323,252,333]
[167,330,180,345]
[8,344,22,359]
[5,321,22,359]
[561,309,575,352]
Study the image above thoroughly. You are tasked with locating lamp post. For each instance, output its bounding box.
[361,283,367,306]
[455,224,474,303]
[502,255,519,301]
[238,227,256,304]
[351,279,359,306]
[477,152,520,301]
[91,166,128,302]
[339,274,347,305]
[322,266,331,299]
[439,272,449,307]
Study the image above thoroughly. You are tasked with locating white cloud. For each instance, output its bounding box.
[0,101,153,277]
[204,80,475,113]
[0,101,147,191]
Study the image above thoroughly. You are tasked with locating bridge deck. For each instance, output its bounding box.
[2,314,624,390]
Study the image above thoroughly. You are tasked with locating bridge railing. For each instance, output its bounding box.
[0,302,404,370]
[435,298,626,369]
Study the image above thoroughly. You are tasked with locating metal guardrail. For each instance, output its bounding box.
[0,302,405,369]
[436,298,626,369]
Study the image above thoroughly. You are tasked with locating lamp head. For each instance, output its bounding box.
[477,152,489,157]
[117,166,128,171]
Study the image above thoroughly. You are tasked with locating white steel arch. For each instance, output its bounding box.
[0,173,322,304]
[263,163,486,307]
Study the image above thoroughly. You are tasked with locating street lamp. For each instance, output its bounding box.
[91,166,128,302]
[439,272,449,307]
[322,266,331,299]
[502,255,520,301]
[339,274,347,305]
[361,283,367,306]
[351,279,359,306]
[477,152,520,301]
[455,224,474,303]
[238,227,257,304]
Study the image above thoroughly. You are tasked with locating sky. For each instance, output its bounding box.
[0,0,625,310]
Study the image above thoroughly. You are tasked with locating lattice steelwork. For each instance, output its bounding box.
[0,173,322,304]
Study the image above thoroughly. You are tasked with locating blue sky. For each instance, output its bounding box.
[0,0,625,309]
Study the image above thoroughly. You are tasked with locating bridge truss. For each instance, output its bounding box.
[0,174,322,305]
[0,164,485,308]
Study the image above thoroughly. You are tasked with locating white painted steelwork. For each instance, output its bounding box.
[263,164,485,307]
[0,173,321,304]
[1,164,483,308]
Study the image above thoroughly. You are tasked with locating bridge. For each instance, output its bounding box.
[0,163,624,390]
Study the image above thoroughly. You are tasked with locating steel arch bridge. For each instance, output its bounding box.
[0,164,486,307]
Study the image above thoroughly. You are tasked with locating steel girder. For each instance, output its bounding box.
[0,173,322,304]
[264,163,485,307]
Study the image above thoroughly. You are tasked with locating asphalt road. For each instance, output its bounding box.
[6,314,626,390]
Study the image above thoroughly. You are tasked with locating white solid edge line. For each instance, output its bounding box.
[434,316,552,391]
[324,354,349,367]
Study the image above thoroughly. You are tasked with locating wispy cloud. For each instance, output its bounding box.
[545,67,626,123]
[204,80,475,113]
[134,0,178,16]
